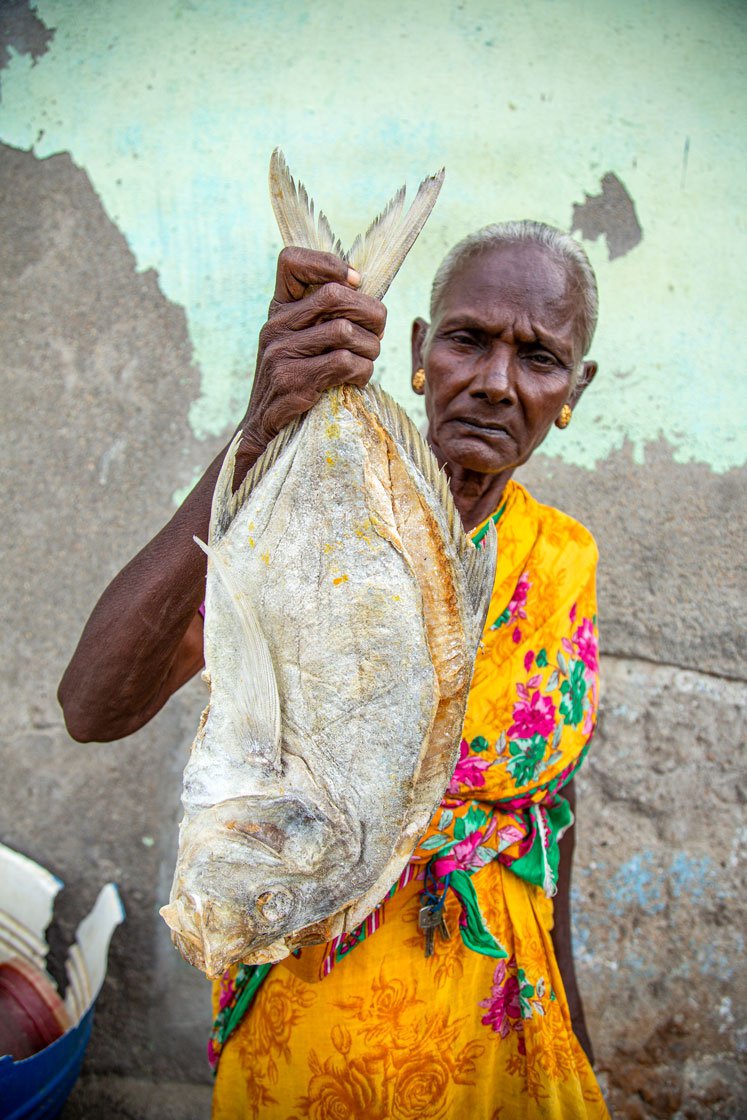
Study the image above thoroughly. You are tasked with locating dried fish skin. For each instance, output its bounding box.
[161,154,497,978]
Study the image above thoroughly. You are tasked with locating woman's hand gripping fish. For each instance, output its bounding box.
[160,152,497,978]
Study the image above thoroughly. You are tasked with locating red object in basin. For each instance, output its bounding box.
[0,958,71,1061]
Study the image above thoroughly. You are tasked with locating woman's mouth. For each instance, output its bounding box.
[454,418,512,438]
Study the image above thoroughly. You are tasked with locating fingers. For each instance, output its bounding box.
[261,353,374,435]
[270,247,386,338]
[304,349,374,390]
[263,317,382,364]
[268,281,387,340]
[243,248,385,459]
[274,246,360,304]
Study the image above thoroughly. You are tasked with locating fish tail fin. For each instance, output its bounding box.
[195,536,282,766]
[269,148,344,257]
[268,149,445,301]
[347,168,445,300]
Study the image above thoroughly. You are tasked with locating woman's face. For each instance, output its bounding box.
[415,242,592,478]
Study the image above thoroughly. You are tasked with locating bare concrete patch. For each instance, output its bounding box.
[572,172,643,260]
[518,442,747,681]
[63,1075,212,1120]
[575,656,746,1119]
[0,141,217,1086]
[0,0,55,76]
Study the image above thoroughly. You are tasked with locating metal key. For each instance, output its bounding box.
[437,909,451,942]
[418,905,441,958]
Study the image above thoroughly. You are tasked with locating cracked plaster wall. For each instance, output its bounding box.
[0,3,745,1118]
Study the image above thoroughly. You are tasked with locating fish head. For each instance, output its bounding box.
[160,883,295,977]
[162,793,346,977]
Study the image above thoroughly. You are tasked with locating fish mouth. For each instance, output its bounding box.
[161,893,284,978]
[160,895,245,973]
[183,919,291,978]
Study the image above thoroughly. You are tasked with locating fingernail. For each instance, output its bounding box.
[347,266,361,287]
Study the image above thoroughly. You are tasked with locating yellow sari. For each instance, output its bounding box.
[211,480,609,1119]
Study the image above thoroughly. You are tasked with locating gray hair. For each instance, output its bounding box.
[429,220,599,358]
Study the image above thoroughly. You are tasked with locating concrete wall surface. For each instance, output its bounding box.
[0,2,745,1118]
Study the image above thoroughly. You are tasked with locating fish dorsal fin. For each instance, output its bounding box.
[195,536,282,767]
[268,149,445,302]
[363,383,497,627]
[269,149,344,258]
[209,416,304,546]
[347,170,445,301]
[229,416,303,533]
[208,430,243,546]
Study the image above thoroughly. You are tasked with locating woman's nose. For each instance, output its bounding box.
[470,347,516,403]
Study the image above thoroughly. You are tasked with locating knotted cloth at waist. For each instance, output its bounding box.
[406,741,588,959]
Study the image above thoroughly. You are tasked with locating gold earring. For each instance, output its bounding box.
[555,404,572,429]
[412,367,426,394]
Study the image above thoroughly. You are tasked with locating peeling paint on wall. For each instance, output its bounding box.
[0,0,745,478]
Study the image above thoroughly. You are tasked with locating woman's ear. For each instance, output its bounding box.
[411,318,429,381]
[570,360,598,408]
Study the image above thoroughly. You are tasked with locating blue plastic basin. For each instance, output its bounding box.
[0,1006,94,1120]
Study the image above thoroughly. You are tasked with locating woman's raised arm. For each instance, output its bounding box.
[58,249,385,742]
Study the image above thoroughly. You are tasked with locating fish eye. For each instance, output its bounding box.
[254,888,293,922]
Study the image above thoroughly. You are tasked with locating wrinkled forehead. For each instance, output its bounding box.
[434,242,585,344]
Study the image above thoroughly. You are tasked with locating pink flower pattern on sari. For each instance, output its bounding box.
[448,739,493,793]
[573,617,599,673]
[479,957,525,1052]
[508,573,530,621]
[508,690,557,741]
[489,571,532,634]
[218,973,235,1011]
[434,830,485,875]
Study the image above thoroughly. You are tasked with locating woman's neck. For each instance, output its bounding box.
[441,464,515,532]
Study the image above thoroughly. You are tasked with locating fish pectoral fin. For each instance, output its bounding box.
[195,537,282,765]
[346,168,445,301]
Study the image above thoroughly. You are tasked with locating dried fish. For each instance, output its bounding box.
[161,152,496,978]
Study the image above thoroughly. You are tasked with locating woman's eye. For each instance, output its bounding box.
[525,350,556,368]
[450,332,477,347]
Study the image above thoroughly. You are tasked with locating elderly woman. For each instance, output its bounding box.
[59,220,608,1118]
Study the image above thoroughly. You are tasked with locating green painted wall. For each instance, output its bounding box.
[2,0,745,472]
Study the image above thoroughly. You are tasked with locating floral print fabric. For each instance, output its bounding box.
[211,480,609,1119]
